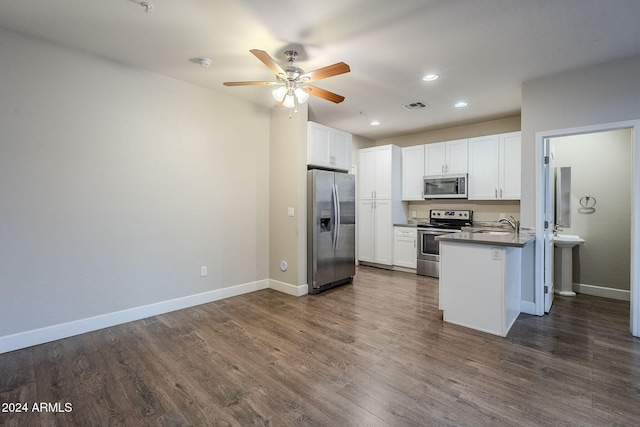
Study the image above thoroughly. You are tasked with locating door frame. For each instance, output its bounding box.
[534,119,640,336]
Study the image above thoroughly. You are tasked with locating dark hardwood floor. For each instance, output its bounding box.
[1,265,639,426]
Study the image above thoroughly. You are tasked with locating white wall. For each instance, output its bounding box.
[520,54,640,307]
[521,55,640,227]
[552,129,632,292]
[269,105,309,294]
[0,28,271,343]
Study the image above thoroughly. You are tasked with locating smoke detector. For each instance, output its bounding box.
[403,101,427,110]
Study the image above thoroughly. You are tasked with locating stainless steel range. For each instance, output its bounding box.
[417,209,473,277]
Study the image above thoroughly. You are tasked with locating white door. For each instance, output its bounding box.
[357,199,375,262]
[307,122,331,168]
[358,148,376,200]
[373,199,393,265]
[446,139,469,174]
[468,135,500,199]
[373,146,392,199]
[402,145,425,200]
[501,133,522,199]
[424,142,446,176]
[331,130,352,171]
[544,138,555,313]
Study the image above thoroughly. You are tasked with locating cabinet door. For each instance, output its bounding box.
[307,122,332,169]
[394,227,417,268]
[500,132,521,200]
[357,200,375,262]
[358,148,376,200]
[424,142,446,176]
[468,135,500,199]
[373,199,393,265]
[402,145,425,200]
[331,130,352,171]
[446,139,469,174]
[373,146,393,199]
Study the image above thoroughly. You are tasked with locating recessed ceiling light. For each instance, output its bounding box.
[422,74,439,81]
[370,120,381,126]
[454,101,468,108]
[198,58,212,68]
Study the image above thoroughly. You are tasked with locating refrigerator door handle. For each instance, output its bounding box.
[334,183,341,250]
[331,184,338,250]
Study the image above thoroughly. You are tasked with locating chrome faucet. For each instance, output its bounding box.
[499,216,520,234]
[553,224,564,236]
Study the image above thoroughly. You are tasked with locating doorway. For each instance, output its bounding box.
[535,120,640,337]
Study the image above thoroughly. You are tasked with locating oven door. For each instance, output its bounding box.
[417,228,459,277]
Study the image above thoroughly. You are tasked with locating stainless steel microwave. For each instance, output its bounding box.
[423,174,467,199]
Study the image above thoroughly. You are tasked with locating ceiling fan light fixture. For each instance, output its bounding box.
[272,86,287,102]
[283,93,296,108]
[294,87,309,104]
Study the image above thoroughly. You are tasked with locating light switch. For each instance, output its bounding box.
[287,207,295,217]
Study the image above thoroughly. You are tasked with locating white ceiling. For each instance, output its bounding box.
[1,0,639,140]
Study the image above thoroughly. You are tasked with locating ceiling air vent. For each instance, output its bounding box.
[403,101,427,110]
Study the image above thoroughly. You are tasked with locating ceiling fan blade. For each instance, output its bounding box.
[223,81,277,86]
[250,49,285,76]
[302,62,350,83]
[306,85,345,103]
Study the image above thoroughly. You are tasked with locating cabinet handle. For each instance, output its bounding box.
[371,190,374,199]
[495,188,498,198]
[414,239,416,248]
[442,165,445,174]
[500,188,503,198]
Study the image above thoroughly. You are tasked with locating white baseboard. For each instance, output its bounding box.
[0,279,269,354]
[269,279,309,296]
[573,283,630,301]
[520,300,537,315]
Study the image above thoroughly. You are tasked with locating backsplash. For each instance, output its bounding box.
[407,199,520,223]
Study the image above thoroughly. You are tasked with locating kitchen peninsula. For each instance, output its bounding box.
[437,230,535,337]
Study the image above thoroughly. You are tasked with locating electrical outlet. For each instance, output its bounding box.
[492,248,502,260]
[200,266,207,277]
[287,207,295,217]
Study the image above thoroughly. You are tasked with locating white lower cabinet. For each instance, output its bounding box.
[393,227,417,269]
[358,199,393,265]
[439,240,533,337]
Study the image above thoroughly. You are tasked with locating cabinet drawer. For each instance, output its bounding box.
[394,227,417,238]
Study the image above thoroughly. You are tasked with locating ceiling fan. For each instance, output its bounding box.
[223,49,350,108]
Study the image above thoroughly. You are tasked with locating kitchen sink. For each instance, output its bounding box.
[475,230,511,236]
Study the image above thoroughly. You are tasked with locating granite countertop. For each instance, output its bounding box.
[394,223,419,228]
[435,230,536,247]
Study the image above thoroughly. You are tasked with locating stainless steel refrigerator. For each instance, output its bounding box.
[307,169,356,294]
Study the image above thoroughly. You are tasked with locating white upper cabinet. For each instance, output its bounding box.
[358,145,398,200]
[500,132,522,200]
[468,132,521,200]
[307,121,352,171]
[402,145,425,200]
[424,139,468,176]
